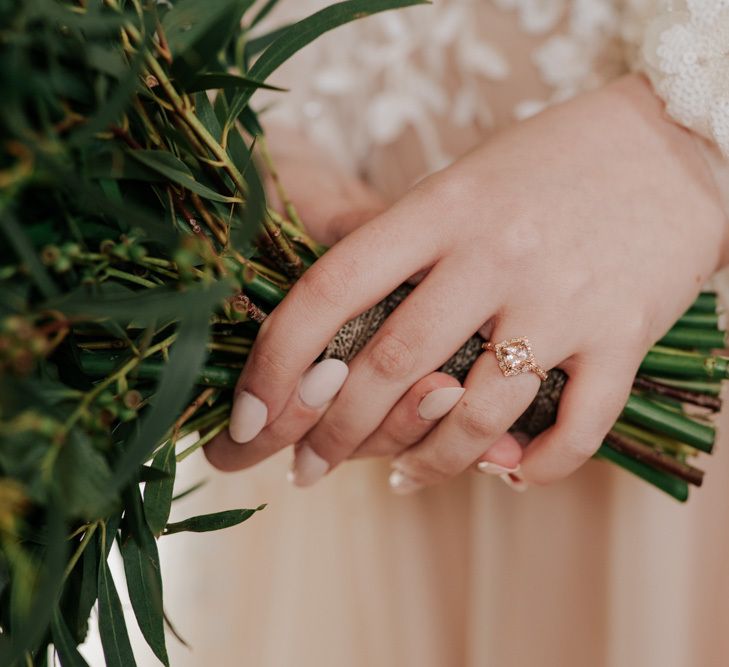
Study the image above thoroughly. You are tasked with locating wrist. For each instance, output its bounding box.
[608,74,729,271]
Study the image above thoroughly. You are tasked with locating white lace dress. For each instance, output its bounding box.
[146,3,729,666]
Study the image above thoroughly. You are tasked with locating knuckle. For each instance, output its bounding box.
[248,342,291,382]
[297,259,354,309]
[407,452,457,483]
[455,396,499,440]
[366,330,418,381]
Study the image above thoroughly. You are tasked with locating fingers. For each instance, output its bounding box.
[204,359,349,472]
[518,358,636,485]
[228,197,441,443]
[289,258,500,474]
[351,372,463,459]
[389,327,564,493]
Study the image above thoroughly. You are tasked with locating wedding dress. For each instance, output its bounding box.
[148,2,729,666]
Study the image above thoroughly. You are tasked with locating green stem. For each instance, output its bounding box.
[658,326,725,350]
[676,311,720,329]
[639,347,729,380]
[104,267,157,288]
[622,394,715,453]
[595,443,689,502]
[80,354,239,388]
[688,292,718,313]
[176,419,229,462]
[63,522,99,580]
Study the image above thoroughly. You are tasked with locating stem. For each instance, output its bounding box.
[105,267,157,288]
[257,135,305,230]
[65,332,178,431]
[658,326,725,350]
[604,432,704,487]
[80,355,239,388]
[176,419,229,462]
[639,347,729,380]
[595,444,689,502]
[143,54,304,277]
[63,522,99,580]
[622,394,715,453]
[632,376,722,411]
[688,292,718,313]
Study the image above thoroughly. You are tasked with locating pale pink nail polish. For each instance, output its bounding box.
[290,445,329,487]
[229,391,267,443]
[299,359,349,408]
[388,469,422,495]
[417,387,465,421]
[477,462,521,475]
[499,471,529,492]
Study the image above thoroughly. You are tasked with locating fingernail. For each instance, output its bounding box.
[417,387,465,420]
[229,391,267,443]
[499,471,529,492]
[477,461,521,475]
[299,359,349,408]
[388,469,423,495]
[289,445,329,487]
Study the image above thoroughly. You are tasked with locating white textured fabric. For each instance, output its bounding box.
[635,0,729,158]
[257,0,729,173]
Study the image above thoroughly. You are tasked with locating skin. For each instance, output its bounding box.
[205,74,729,490]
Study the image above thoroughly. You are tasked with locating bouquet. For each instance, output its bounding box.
[0,0,725,664]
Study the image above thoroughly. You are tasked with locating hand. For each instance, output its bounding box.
[207,128,526,481]
[207,74,729,493]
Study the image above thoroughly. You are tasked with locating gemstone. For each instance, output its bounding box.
[503,344,529,368]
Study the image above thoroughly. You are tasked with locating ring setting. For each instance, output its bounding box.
[482,337,548,381]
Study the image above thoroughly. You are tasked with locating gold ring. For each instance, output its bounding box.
[482,337,548,381]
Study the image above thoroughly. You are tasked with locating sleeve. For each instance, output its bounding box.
[626,0,729,157]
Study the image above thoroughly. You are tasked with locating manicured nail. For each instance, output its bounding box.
[499,471,529,492]
[290,445,329,487]
[477,461,521,475]
[299,359,349,409]
[229,391,267,443]
[388,469,422,495]
[417,386,465,420]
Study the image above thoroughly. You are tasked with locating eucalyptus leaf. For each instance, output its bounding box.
[51,609,90,667]
[144,441,177,536]
[164,505,265,535]
[184,72,285,93]
[98,539,137,667]
[112,297,219,490]
[128,150,241,203]
[121,489,168,666]
[226,0,429,126]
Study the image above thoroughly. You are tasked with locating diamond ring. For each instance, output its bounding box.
[482,337,548,381]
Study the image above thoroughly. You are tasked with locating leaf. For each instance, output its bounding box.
[112,294,220,490]
[56,431,118,520]
[0,210,59,299]
[50,279,233,328]
[121,489,169,666]
[128,150,241,203]
[184,72,285,93]
[226,0,429,126]
[164,506,265,535]
[172,478,207,502]
[248,0,283,28]
[51,609,90,667]
[74,528,100,642]
[97,531,137,667]
[163,0,254,83]
[144,441,176,536]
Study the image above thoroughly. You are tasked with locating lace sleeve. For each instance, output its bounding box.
[627,1,729,157]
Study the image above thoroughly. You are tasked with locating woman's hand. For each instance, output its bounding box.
[206,74,729,493]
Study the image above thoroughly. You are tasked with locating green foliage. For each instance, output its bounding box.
[0,0,425,664]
